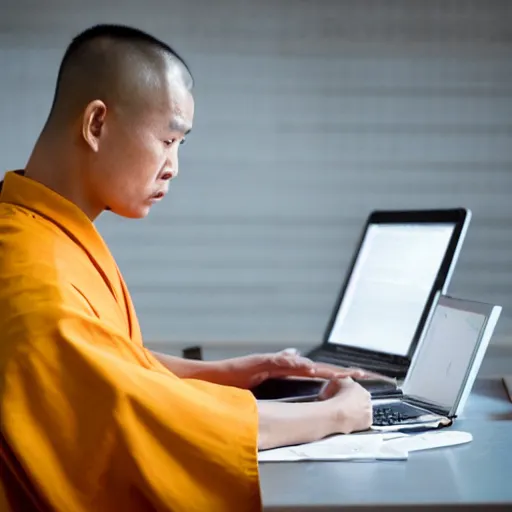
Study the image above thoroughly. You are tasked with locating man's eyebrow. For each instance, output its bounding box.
[169,119,192,135]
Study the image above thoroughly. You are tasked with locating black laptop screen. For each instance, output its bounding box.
[327,222,456,357]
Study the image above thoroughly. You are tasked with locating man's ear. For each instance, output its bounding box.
[82,100,107,152]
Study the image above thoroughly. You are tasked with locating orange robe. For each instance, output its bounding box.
[0,171,261,512]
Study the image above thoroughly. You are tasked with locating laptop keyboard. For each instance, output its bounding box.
[372,402,424,426]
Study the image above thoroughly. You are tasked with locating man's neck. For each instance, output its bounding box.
[24,133,103,221]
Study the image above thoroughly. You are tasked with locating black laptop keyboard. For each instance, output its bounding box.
[372,402,424,426]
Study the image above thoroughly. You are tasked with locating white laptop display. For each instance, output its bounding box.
[308,208,472,379]
[372,295,502,428]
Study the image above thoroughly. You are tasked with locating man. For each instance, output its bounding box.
[0,25,372,512]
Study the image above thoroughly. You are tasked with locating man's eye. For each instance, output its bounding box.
[164,138,186,147]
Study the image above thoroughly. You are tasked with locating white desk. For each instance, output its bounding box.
[260,378,512,511]
[148,342,512,509]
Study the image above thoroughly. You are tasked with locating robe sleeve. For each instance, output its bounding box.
[1,287,261,512]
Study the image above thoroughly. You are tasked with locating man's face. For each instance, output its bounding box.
[84,67,194,219]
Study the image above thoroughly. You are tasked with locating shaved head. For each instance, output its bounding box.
[27,24,195,220]
[49,24,193,122]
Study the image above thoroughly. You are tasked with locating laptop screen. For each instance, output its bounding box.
[327,223,455,357]
[403,299,489,410]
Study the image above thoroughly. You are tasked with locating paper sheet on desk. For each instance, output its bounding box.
[258,429,472,463]
[258,433,408,462]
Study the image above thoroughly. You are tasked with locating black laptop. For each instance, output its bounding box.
[307,208,472,380]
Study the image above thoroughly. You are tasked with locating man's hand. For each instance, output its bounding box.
[257,377,373,450]
[320,377,373,434]
[154,349,373,450]
[152,348,369,389]
[218,349,366,389]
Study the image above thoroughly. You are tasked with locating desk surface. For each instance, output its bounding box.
[260,378,512,511]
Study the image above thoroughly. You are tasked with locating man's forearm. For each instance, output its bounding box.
[154,351,340,449]
[152,351,223,382]
[257,400,335,450]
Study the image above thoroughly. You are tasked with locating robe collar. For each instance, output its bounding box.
[0,170,123,307]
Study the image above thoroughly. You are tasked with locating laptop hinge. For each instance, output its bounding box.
[403,395,454,418]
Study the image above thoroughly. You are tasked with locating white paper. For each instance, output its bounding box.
[258,430,473,462]
[258,433,408,462]
[382,430,473,453]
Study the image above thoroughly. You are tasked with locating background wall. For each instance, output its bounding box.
[1,0,511,350]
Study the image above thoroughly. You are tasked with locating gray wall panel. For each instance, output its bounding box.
[1,0,511,348]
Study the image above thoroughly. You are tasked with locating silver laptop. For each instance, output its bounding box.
[372,294,502,428]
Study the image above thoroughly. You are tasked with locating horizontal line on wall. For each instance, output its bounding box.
[136,299,512,317]
[136,303,331,315]
[212,124,512,136]
[131,285,512,300]
[199,86,512,98]
[3,23,511,46]
[3,44,512,62]
[109,237,512,254]
[130,284,327,294]
[176,160,512,174]
[101,214,512,229]
[118,258,512,273]
[109,232,512,252]
[102,215,362,228]
[3,37,511,60]
[164,177,512,193]
[179,158,512,170]
[128,280,512,294]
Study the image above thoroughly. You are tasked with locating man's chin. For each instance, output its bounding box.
[105,206,151,219]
